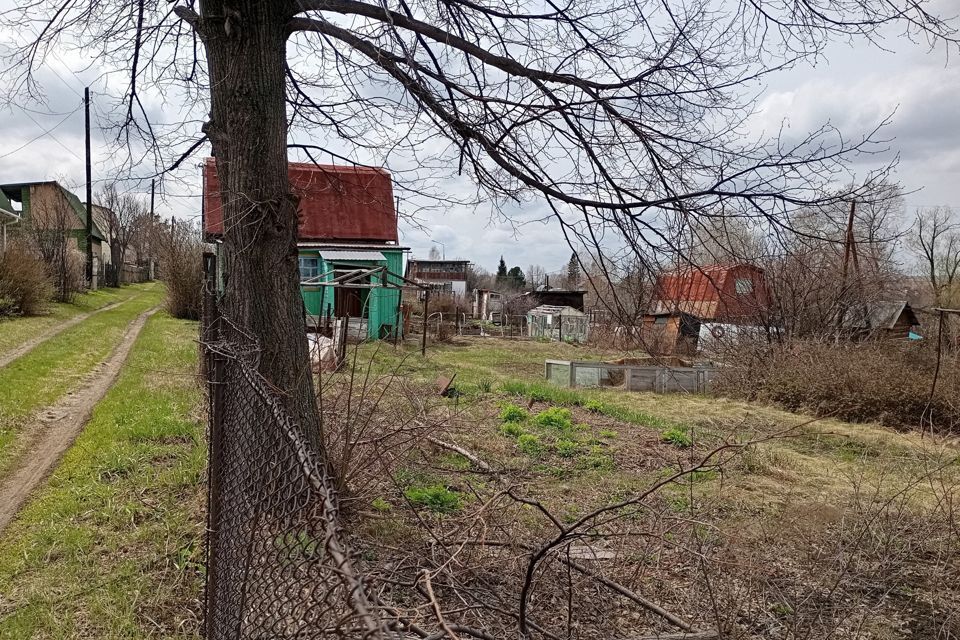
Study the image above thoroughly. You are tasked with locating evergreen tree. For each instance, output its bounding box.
[566,252,581,288]
[495,256,508,285]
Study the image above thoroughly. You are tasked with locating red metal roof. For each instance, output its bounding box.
[653,264,768,320]
[203,158,397,242]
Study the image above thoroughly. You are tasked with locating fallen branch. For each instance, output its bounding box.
[427,436,492,472]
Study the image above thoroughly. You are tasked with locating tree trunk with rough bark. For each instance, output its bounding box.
[200,0,321,448]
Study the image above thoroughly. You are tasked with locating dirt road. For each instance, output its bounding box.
[0,307,158,532]
[0,297,136,370]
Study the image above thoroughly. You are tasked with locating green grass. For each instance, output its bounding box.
[0,286,141,359]
[0,283,163,478]
[0,312,204,639]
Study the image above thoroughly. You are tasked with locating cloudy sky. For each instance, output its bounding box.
[0,2,957,276]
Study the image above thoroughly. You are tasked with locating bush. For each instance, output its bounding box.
[661,426,693,448]
[532,407,573,430]
[404,484,461,513]
[161,221,203,320]
[499,403,529,423]
[715,340,960,432]
[0,243,53,316]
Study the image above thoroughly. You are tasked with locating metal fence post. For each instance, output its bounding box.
[202,249,224,639]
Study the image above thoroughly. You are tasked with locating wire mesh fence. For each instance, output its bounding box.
[202,251,384,639]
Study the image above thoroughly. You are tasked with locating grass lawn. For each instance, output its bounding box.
[0,286,142,359]
[0,283,164,477]
[0,312,204,639]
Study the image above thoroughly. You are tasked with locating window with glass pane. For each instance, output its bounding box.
[735,278,753,294]
[299,256,319,280]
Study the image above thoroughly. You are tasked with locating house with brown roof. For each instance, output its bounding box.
[651,264,770,322]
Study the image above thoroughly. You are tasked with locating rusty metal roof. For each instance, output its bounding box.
[203,158,397,241]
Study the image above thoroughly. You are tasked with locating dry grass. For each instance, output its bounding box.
[329,336,960,638]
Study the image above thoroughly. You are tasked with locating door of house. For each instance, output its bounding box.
[336,286,364,318]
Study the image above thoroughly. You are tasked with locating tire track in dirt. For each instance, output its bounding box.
[0,307,159,533]
[0,295,141,370]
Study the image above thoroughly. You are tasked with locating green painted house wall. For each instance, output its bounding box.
[299,247,405,340]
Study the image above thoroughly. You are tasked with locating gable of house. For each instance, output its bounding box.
[653,264,768,321]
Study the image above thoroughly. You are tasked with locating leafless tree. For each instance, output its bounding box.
[525,264,546,290]
[912,206,960,308]
[95,183,150,286]
[22,193,85,303]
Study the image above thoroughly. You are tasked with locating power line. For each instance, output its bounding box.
[0,106,81,160]
[13,103,84,161]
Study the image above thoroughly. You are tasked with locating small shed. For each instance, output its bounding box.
[527,305,590,343]
[837,301,920,340]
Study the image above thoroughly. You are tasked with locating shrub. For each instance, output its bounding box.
[499,403,529,423]
[161,221,203,320]
[715,339,960,432]
[533,407,573,430]
[517,433,544,456]
[404,484,461,513]
[0,242,53,316]
[661,426,693,448]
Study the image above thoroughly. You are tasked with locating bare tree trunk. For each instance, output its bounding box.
[201,0,321,449]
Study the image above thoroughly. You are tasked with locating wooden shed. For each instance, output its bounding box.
[837,301,920,340]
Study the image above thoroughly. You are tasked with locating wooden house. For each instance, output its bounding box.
[652,264,769,322]
[203,159,409,340]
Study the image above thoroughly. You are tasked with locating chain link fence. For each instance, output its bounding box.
[202,251,384,639]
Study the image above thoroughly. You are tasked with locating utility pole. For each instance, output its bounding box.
[149,179,156,280]
[84,87,93,286]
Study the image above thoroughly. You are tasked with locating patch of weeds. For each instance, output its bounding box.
[477,378,493,394]
[554,438,581,458]
[371,497,393,512]
[517,433,544,456]
[404,484,461,514]
[577,445,615,471]
[500,380,584,406]
[661,426,693,448]
[499,403,529,423]
[598,429,618,439]
[500,422,525,438]
[532,407,573,430]
[584,399,604,413]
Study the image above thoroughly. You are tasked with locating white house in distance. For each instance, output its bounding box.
[405,258,470,297]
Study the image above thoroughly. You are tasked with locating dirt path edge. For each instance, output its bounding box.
[0,307,159,533]
[0,296,139,370]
